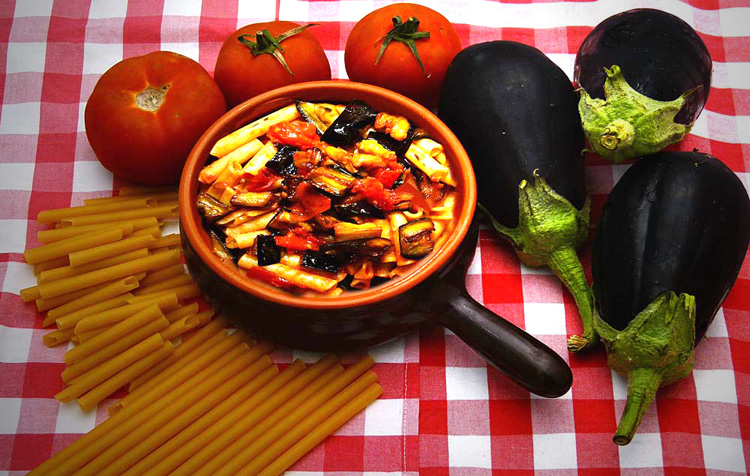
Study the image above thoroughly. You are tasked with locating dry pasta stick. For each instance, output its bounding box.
[60,341,257,476]
[33,255,69,275]
[36,249,180,299]
[119,184,177,196]
[225,371,379,476]
[44,293,133,328]
[210,105,298,158]
[23,227,124,268]
[73,292,177,333]
[60,203,179,227]
[126,316,227,393]
[200,139,264,184]
[201,356,373,476]
[148,233,180,249]
[61,317,170,382]
[64,304,163,365]
[68,233,156,267]
[77,342,175,412]
[193,308,215,326]
[36,197,155,223]
[130,225,163,238]
[164,302,200,323]
[139,263,185,287]
[49,276,141,326]
[37,217,157,244]
[37,277,132,315]
[172,356,340,476]
[134,282,201,301]
[84,190,178,205]
[43,327,75,347]
[113,329,247,413]
[159,314,200,341]
[89,356,274,476]
[39,248,149,284]
[254,383,384,476]
[75,325,113,344]
[56,334,166,402]
[125,361,303,476]
[133,273,193,296]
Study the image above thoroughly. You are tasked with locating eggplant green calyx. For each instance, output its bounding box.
[595,291,696,445]
[578,65,695,162]
[376,16,431,78]
[478,171,597,352]
[238,24,319,76]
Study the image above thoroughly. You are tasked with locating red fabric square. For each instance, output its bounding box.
[534,27,570,54]
[567,26,593,56]
[485,303,525,330]
[725,308,750,342]
[482,274,524,305]
[489,399,532,435]
[123,15,161,45]
[373,363,405,399]
[578,469,620,476]
[419,434,449,468]
[32,162,74,194]
[661,433,705,469]
[0,434,13,470]
[571,366,614,398]
[323,435,364,472]
[575,433,620,469]
[663,469,706,476]
[363,435,403,471]
[420,399,447,434]
[487,365,531,400]
[21,362,65,398]
[445,334,488,368]
[709,140,745,172]
[41,42,84,75]
[489,435,534,470]
[0,363,25,397]
[572,399,617,433]
[493,470,534,476]
[479,233,520,275]
[420,326,446,367]
[201,0,239,19]
[500,28,535,45]
[698,33,726,63]
[38,103,79,134]
[725,279,750,311]
[706,88,737,116]
[47,17,87,43]
[730,338,750,374]
[35,133,78,163]
[39,73,81,104]
[10,433,54,471]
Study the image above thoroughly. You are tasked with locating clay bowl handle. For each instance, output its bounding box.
[430,219,573,398]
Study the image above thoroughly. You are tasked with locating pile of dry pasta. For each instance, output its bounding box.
[23,184,383,475]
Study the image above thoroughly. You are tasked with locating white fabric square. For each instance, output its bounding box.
[0,399,22,434]
[706,308,729,338]
[6,43,46,73]
[694,369,737,404]
[445,367,488,400]
[466,246,481,275]
[238,0,275,20]
[83,43,123,75]
[55,401,97,434]
[447,435,492,468]
[88,0,128,19]
[369,337,404,363]
[160,43,200,62]
[546,53,574,81]
[364,398,403,436]
[533,433,577,469]
[520,262,552,275]
[611,370,628,400]
[524,302,567,335]
[0,103,41,135]
[2,261,37,296]
[702,435,746,473]
[13,0,53,17]
[77,102,86,133]
[163,0,203,16]
[0,326,32,363]
[333,50,347,80]
[73,160,113,192]
[0,220,28,253]
[0,163,34,191]
[619,433,663,468]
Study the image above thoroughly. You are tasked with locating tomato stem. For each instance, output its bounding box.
[237,24,319,76]
[375,16,431,78]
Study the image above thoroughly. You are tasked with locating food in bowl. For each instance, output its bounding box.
[196,100,458,296]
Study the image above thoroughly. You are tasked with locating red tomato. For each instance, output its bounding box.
[344,4,462,109]
[84,51,226,185]
[214,21,331,107]
[267,120,320,149]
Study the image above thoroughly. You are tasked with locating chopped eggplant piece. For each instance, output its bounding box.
[295,101,342,135]
[320,100,378,147]
[312,213,341,230]
[366,131,412,158]
[256,235,281,266]
[209,229,235,262]
[322,237,391,257]
[307,166,357,197]
[293,148,323,171]
[338,274,355,290]
[230,191,275,208]
[399,218,435,259]
[409,128,431,141]
[334,196,385,219]
[301,250,340,273]
[197,192,233,222]
[333,222,382,241]
[266,145,299,176]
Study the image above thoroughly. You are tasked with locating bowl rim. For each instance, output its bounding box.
[179,80,477,310]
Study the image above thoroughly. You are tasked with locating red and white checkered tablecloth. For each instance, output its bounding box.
[1,0,749,474]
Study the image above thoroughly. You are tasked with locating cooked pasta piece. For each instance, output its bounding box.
[211,105,299,158]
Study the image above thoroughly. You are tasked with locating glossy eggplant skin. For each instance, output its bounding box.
[439,41,585,228]
[592,152,750,341]
[575,9,711,126]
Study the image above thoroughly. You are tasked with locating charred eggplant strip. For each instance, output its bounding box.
[301,250,340,273]
[322,237,391,257]
[333,222,382,242]
[256,234,281,266]
[197,193,233,222]
[320,100,378,147]
[307,166,357,197]
[334,198,385,219]
[399,218,435,258]
[265,145,299,176]
[230,191,275,208]
[209,229,235,263]
[296,101,343,134]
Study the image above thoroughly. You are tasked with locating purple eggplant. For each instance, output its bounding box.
[592,151,749,445]
[575,9,712,162]
[439,41,596,351]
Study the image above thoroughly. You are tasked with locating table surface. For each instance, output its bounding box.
[1,0,749,474]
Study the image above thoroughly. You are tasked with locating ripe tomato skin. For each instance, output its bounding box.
[84,51,226,186]
[214,21,332,108]
[345,4,461,109]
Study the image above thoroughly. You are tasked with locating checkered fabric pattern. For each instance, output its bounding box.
[0,0,748,474]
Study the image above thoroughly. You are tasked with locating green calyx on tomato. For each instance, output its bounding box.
[375,16,431,78]
[237,23,320,76]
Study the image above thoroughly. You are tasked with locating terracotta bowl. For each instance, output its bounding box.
[179,81,572,397]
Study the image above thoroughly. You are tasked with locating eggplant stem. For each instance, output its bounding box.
[614,367,662,445]
[548,247,597,352]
